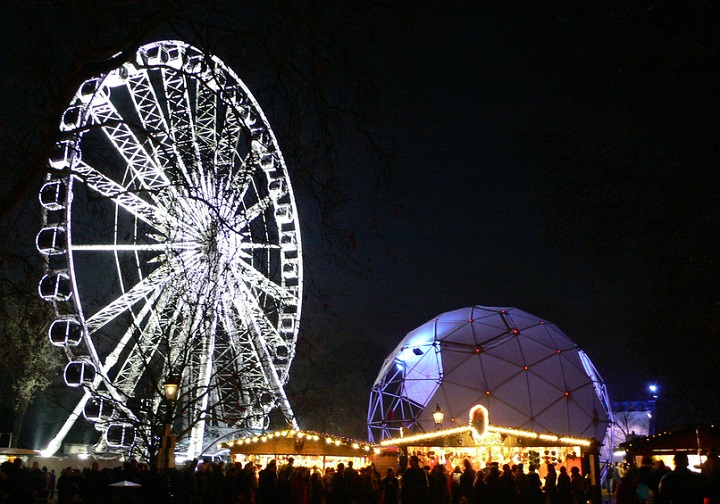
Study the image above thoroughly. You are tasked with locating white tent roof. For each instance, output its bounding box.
[368,306,613,450]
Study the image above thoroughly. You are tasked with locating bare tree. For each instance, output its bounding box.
[0,280,63,447]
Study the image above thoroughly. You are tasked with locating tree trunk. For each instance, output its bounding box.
[11,395,31,448]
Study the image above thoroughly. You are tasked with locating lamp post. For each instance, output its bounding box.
[432,404,445,429]
[648,384,658,435]
[159,374,179,500]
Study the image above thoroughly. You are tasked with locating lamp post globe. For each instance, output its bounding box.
[165,376,180,402]
[432,404,445,429]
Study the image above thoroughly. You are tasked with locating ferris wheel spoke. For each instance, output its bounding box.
[237,196,275,229]
[124,69,210,226]
[224,278,286,353]
[218,112,254,203]
[219,304,275,390]
[111,320,164,397]
[239,241,281,251]
[100,289,163,375]
[125,70,185,174]
[85,265,173,334]
[87,100,171,192]
[71,243,194,252]
[162,68,201,183]
[220,272,285,360]
[194,80,219,156]
[230,261,297,308]
[225,298,297,427]
[216,108,243,174]
[73,161,176,230]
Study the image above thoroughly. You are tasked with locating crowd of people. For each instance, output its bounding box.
[0,454,588,504]
[612,449,720,504]
[2,448,719,504]
[0,458,170,503]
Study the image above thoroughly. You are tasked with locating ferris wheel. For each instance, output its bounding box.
[36,40,302,457]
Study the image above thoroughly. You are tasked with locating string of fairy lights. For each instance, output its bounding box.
[220,430,374,452]
[378,424,593,448]
[220,425,593,453]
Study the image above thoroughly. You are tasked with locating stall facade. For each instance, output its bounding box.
[0,447,41,464]
[221,430,374,471]
[620,424,720,470]
[379,405,603,504]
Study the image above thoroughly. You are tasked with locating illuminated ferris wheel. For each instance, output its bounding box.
[36,40,302,457]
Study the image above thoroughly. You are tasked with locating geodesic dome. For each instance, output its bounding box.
[367,306,613,450]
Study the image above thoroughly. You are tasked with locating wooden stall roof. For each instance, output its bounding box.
[0,448,41,456]
[222,430,375,458]
[620,424,720,456]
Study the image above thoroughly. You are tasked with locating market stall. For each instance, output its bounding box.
[221,430,374,471]
[0,447,41,464]
[378,405,603,503]
[620,424,720,470]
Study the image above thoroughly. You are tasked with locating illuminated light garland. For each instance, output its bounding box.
[379,424,593,448]
[379,426,471,446]
[559,437,592,447]
[222,429,373,452]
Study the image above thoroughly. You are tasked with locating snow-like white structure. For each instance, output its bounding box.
[367,306,613,452]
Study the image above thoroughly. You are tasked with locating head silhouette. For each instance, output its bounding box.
[673,452,689,469]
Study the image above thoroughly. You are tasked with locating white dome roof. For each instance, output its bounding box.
[367,306,612,448]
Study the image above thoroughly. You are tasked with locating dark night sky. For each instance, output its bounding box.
[293,2,720,435]
[301,6,639,387]
[2,2,719,443]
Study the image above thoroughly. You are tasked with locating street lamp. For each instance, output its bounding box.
[648,384,658,435]
[432,404,445,429]
[159,375,179,472]
[164,376,179,402]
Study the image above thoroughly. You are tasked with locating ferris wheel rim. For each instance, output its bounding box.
[38,40,303,454]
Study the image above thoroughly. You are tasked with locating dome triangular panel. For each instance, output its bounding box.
[493,372,532,417]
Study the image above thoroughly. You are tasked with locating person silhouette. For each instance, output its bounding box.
[659,452,703,504]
